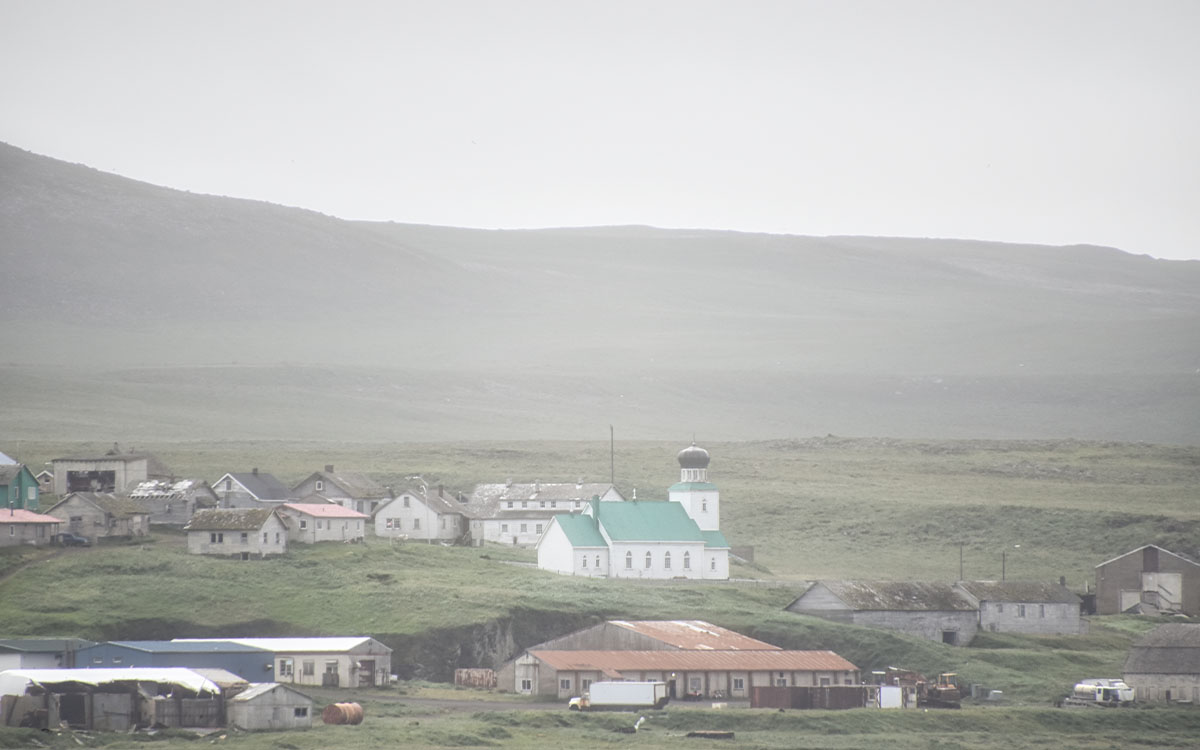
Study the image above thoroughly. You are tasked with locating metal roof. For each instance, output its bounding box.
[281,503,369,519]
[554,513,607,547]
[595,501,706,543]
[54,493,149,518]
[219,472,292,501]
[0,668,221,696]
[1095,544,1200,570]
[298,470,388,499]
[176,637,390,654]
[1124,625,1200,674]
[231,682,311,702]
[529,649,858,673]
[0,639,95,653]
[608,621,780,651]
[102,640,270,654]
[0,509,61,525]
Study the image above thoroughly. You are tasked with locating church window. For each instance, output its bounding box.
[625,551,633,569]
[683,552,691,569]
[645,551,652,569]
[711,557,716,571]
[664,552,671,569]
[582,556,588,568]
[595,555,600,568]
[701,499,707,512]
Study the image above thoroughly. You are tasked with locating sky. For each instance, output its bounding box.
[2,0,1198,260]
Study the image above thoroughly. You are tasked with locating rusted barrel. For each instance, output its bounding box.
[322,702,364,725]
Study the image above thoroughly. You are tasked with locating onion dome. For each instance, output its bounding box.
[677,442,710,469]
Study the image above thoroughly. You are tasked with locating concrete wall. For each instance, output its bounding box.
[273,649,390,688]
[978,600,1083,635]
[1123,673,1200,703]
[53,458,148,495]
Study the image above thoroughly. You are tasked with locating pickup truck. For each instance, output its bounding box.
[58,532,91,547]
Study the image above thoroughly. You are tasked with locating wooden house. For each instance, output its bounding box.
[292,465,390,515]
[1123,623,1200,703]
[127,478,219,525]
[278,503,367,544]
[45,493,150,539]
[184,508,288,558]
[0,509,60,547]
[373,485,471,543]
[0,464,40,511]
[1095,544,1200,616]
[227,682,313,730]
[212,469,294,508]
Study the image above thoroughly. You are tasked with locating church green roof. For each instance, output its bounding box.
[555,513,607,547]
[596,501,706,542]
[702,530,730,549]
[668,482,718,492]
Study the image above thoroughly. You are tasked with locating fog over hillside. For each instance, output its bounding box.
[2,142,1198,443]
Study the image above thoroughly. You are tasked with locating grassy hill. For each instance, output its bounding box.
[2,141,1199,443]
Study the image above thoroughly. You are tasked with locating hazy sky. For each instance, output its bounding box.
[2,0,1197,259]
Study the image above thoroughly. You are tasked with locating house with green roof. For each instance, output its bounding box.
[537,443,730,580]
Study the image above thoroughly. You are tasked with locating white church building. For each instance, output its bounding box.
[536,443,730,580]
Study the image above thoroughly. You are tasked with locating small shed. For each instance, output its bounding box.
[227,683,313,730]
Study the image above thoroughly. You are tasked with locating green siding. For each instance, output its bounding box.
[596,501,705,542]
[0,465,39,511]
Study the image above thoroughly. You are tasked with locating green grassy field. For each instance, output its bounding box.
[2,437,1197,748]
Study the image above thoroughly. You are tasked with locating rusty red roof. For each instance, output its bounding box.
[608,620,781,650]
[528,649,857,673]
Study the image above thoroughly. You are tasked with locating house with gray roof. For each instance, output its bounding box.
[45,492,150,539]
[1123,623,1200,703]
[465,480,624,547]
[536,443,730,580]
[184,507,288,558]
[0,639,94,670]
[374,484,473,543]
[212,469,294,509]
[293,465,390,515]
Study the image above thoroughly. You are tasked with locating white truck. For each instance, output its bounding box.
[1062,679,1135,707]
[568,681,670,711]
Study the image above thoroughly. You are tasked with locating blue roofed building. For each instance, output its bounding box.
[537,443,730,580]
[74,640,275,681]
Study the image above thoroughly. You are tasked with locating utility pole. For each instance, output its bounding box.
[609,425,614,485]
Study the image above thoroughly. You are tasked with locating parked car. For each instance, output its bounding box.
[58,532,91,547]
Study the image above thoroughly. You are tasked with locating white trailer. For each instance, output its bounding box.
[568,681,669,711]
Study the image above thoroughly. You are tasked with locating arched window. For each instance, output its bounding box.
[582,556,588,568]
[595,555,600,569]
[711,557,716,570]
[683,552,691,569]
[664,551,671,569]
[701,499,707,512]
[645,551,652,569]
[625,551,633,569]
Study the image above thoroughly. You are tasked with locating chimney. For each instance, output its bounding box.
[632,488,637,500]
[325,464,334,473]
[252,468,258,476]
[438,484,444,498]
